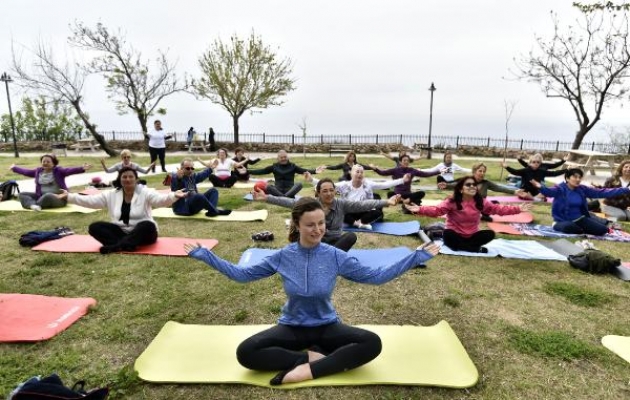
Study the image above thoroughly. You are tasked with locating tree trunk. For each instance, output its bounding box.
[71,101,118,156]
[571,126,589,150]
[232,115,240,144]
[138,115,148,134]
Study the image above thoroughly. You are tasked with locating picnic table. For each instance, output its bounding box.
[564,149,617,176]
[70,138,100,152]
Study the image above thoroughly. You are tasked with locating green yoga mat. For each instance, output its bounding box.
[0,200,98,213]
[134,321,478,389]
[152,208,268,221]
[602,335,630,364]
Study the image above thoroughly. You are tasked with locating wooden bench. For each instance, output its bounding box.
[329,144,355,157]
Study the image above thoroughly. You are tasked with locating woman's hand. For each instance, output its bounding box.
[405,203,420,214]
[519,203,533,212]
[501,161,508,168]
[529,179,542,189]
[174,189,188,199]
[437,182,447,190]
[55,189,69,200]
[368,163,379,170]
[386,194,401,206]
[402,173,412,183]
[9,163,15,171]
[418,242,440,256]
[183,242,204,255]
[196,158,212,168]
[303,171,313,182]
[148,162,156,170]
[514,189,526,197]
[315,165,326,174]
[251,188,268,201]
[83,163,93,171]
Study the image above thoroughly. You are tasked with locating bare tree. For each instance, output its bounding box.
[512,8,630,150]
[500,100,517,180]
[68,22,187,134]
[194,31,296,144]
[11,40,117,156]
[297,116,308,158]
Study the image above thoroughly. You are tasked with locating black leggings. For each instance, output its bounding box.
[387,190,425,204]
[443,229,495,252]
[88,220,158,250]
[344,209,384,225]
[209,174,237,188]
[148,147,166,172]
[322,232,357,252]
[236,323,382,379]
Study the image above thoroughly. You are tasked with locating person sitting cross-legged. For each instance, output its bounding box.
[170,158,231,217]
[59,167,187,254]
[184,197,440,386]
[531,168,630,236]
[406,176,531,253]
[248,150,325,198]
[305,165,412,230]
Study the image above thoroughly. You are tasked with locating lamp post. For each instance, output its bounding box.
[427,82,436,160]
[0,72,19,158]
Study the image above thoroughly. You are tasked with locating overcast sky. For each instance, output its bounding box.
[0,0,627,142]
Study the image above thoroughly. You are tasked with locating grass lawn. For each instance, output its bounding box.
[1,154,629,399]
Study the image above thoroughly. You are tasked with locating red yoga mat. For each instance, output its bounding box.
[487,222,522,235]
[32,235,218,256]
[0,294,96,342]
[490,212,534,224]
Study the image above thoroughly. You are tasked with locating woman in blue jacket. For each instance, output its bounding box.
[184,197,439,385]
[532,168,630,235]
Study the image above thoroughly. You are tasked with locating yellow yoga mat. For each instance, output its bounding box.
[134,321,478,389]
[602,335,630,364]
[152,208,268,222]
[0,200,98,214]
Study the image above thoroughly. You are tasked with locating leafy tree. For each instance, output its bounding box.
[68,22,187,134]
[512,6,630,150]
[11,40,118,156]
[1,96,83,141]
[194,31,296,144]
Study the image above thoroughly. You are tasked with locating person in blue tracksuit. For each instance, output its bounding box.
[184,197,439,385]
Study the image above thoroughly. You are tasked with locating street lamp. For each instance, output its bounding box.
[0,72,19,158]
[427,82,436,160]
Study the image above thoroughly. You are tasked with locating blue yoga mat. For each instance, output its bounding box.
[238,246,414,268]
[343,220,420,236]
[243,193,302,201]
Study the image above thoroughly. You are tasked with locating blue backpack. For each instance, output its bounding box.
[19,227,74,247]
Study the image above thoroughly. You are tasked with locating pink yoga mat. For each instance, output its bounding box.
[32,235,218,256]
[486,196,552,203]
[487,223,522,235]
[0,294,96,342]
[490,212,534,223]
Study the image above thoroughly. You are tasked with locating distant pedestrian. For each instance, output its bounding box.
[187,127,196,147]
[209,127,216,151]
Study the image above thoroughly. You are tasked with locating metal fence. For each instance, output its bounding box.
[5,130,629,154]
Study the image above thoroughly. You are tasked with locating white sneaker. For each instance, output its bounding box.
[30,205,42,211]
[358,223,373,230]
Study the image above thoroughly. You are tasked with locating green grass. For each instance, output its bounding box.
[1,153,629,399]
[543,281,615,307]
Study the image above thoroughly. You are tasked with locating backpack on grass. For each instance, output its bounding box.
[9,373,109,400]
[0,180,20,201]
[568,249,621,274]
[19,227,74,247]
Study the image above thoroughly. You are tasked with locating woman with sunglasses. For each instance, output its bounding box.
[406,176,531,253]
[502,153,565,201]
[100,149,154,187]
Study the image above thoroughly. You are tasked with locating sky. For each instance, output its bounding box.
[0,0,627,143]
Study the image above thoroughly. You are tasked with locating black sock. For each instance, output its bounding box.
[218,209,232,216]
[205,210,218,217]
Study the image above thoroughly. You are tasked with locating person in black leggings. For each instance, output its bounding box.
[184,197,439,385]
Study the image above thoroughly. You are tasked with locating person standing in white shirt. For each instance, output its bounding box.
[145,120,172,173]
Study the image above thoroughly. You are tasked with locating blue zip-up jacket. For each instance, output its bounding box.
[170,168,213,214]
[189,242,434,327]
[539,182,630,222]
